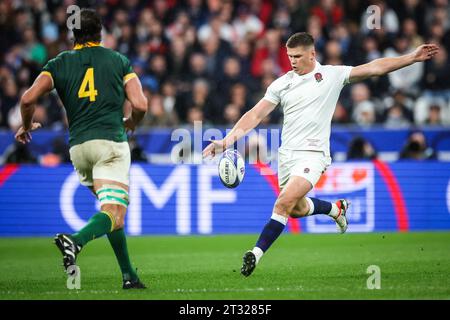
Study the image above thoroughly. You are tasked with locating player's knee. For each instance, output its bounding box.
[274,198,295,217]
[101,204,126,230]
[289,207,308,218]
[113,212,125,229]
[289,209,302,218]
[105,208,125,230]
[291,198,309,217]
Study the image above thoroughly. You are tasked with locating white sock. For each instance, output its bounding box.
[305,197,314,216]
[252,247,264,264]
[328,203,339,219]
[251,213,287,265]
[270,212,288,225]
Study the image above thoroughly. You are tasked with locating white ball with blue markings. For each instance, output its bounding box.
[218,149,245,188]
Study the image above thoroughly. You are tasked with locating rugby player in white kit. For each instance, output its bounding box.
[202,32,439,277]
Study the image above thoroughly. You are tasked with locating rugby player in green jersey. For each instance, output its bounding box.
[15,9,148,289]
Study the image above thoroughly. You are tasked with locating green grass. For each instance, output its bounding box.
[0,232,449,299]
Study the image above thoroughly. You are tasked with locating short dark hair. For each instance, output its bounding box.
[72,9,102,45]
[286,32,314,48]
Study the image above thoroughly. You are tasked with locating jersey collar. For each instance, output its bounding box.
[294,60,321,78]
[73,42,102,50]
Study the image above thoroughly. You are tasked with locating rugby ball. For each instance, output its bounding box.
[218,149,245,188]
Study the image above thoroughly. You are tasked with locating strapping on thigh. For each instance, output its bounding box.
[96,184,129,208]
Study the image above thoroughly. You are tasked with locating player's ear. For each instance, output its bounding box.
[310,47,315,61]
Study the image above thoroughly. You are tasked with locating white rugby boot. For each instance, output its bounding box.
[334,199,350,234]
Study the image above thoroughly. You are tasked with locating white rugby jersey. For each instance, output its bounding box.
[263,61,353,156]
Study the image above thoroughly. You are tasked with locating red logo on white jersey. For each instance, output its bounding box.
[314,73,323,82]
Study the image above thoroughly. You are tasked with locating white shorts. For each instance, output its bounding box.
[278,149,331,189]
[69,139,131,187]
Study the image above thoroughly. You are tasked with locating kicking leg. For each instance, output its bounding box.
[241,176,312,277]
[54,208,112,273]
[289,197,351,234]
[54,181,116,273]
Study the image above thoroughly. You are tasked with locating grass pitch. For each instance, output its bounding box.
[0,232,449,300]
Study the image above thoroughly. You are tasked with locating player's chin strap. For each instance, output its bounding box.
[96,184,129,208]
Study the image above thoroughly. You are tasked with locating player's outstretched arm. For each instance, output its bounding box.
[202,98,276,158]
[349,43,439,83]
[15,73,53,144]
[124,76,148,133]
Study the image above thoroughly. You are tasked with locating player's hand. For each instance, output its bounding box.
[14,122,41,144]
[202,139,226,159]
[123,117,136,134]
[412,44,439,62]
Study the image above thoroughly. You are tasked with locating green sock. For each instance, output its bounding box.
[71,211,113,247]
[107,228,138,281]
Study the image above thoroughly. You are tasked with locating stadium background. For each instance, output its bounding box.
[1,0,450,235]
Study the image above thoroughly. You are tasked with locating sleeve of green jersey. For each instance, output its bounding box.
[120,54,137,84]
[41,56,60,89]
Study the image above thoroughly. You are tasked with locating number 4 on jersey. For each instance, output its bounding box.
[78,67,98,102]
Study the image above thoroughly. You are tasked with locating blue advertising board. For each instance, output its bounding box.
[1,161,450,236]
[1,126,450,156]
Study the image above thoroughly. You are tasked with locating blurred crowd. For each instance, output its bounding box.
[1,0,450,165]
[1,0,450,131]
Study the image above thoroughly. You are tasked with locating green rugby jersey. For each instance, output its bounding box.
[41,42,137,147]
